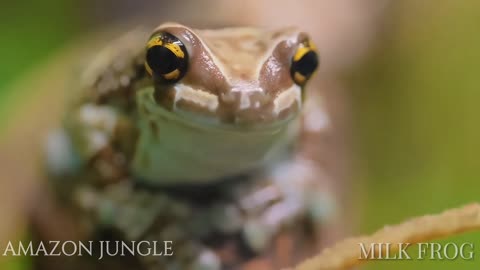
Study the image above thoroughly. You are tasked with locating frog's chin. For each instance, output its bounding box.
[134,87,300,183]
[138,87,298,133]
[172,107,299,133]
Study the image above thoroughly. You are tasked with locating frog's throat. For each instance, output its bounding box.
[132,87,300,184]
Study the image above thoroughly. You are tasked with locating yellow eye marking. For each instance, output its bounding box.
[293,38,317,62]
[164,43,185,59]
[294,72,307,85]
[291,38,319,85]
[293,47,311,62]
[163,69,180,80]
[147,36,163,49]
[145,33,188,81]
[145,62,153,76]
[145,39,183,78]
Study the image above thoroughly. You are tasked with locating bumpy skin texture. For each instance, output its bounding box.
[45,25,336,270]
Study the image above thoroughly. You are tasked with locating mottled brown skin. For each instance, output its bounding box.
[31,189,317,270]
[37,23,333,270]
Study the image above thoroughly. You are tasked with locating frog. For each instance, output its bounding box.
[45,22,336,270]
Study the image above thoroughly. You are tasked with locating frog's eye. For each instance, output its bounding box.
[290,39,319,86]
[145,32,188,82]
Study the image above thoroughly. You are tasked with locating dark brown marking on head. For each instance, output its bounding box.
[153,86,176,111]
[153,25,230,96]
[259,37,303,99]
[148,23,310,126]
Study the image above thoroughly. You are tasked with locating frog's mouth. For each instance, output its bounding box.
[133,87,299,183]
[137,87,300,133]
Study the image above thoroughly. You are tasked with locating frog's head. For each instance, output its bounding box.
[143,22,319,130]
[134,23,319,181]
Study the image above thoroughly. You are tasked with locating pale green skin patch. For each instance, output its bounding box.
[133,87,299,183]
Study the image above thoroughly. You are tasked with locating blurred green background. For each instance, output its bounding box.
[350,2,480,269]
[1,1,479,269]
[0,2,81,129]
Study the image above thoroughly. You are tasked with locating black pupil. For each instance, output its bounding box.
[146,45,179,75]
[295,51,318,76]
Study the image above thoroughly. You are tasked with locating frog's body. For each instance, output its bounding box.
[47,23,333,270]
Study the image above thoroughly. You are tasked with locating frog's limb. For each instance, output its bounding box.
[237,89,340,252]
[76,28,149,104]
[45,128,80,176]
[58,30,150,183]
[62,102,138,183]
[271,158,338,225]
[238,158,337,253]
[74,182,222,270]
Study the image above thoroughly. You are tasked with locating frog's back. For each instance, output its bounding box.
[72,28,151,107]
[47,29,152,184]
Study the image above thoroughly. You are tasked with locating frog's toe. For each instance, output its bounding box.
[45,128,79,176]
[242,218,274,253]
[243,199,304,253]
[306,188,338,225]
[191,249,221,270]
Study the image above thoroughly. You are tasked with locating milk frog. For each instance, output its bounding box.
[46,22,334,270]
